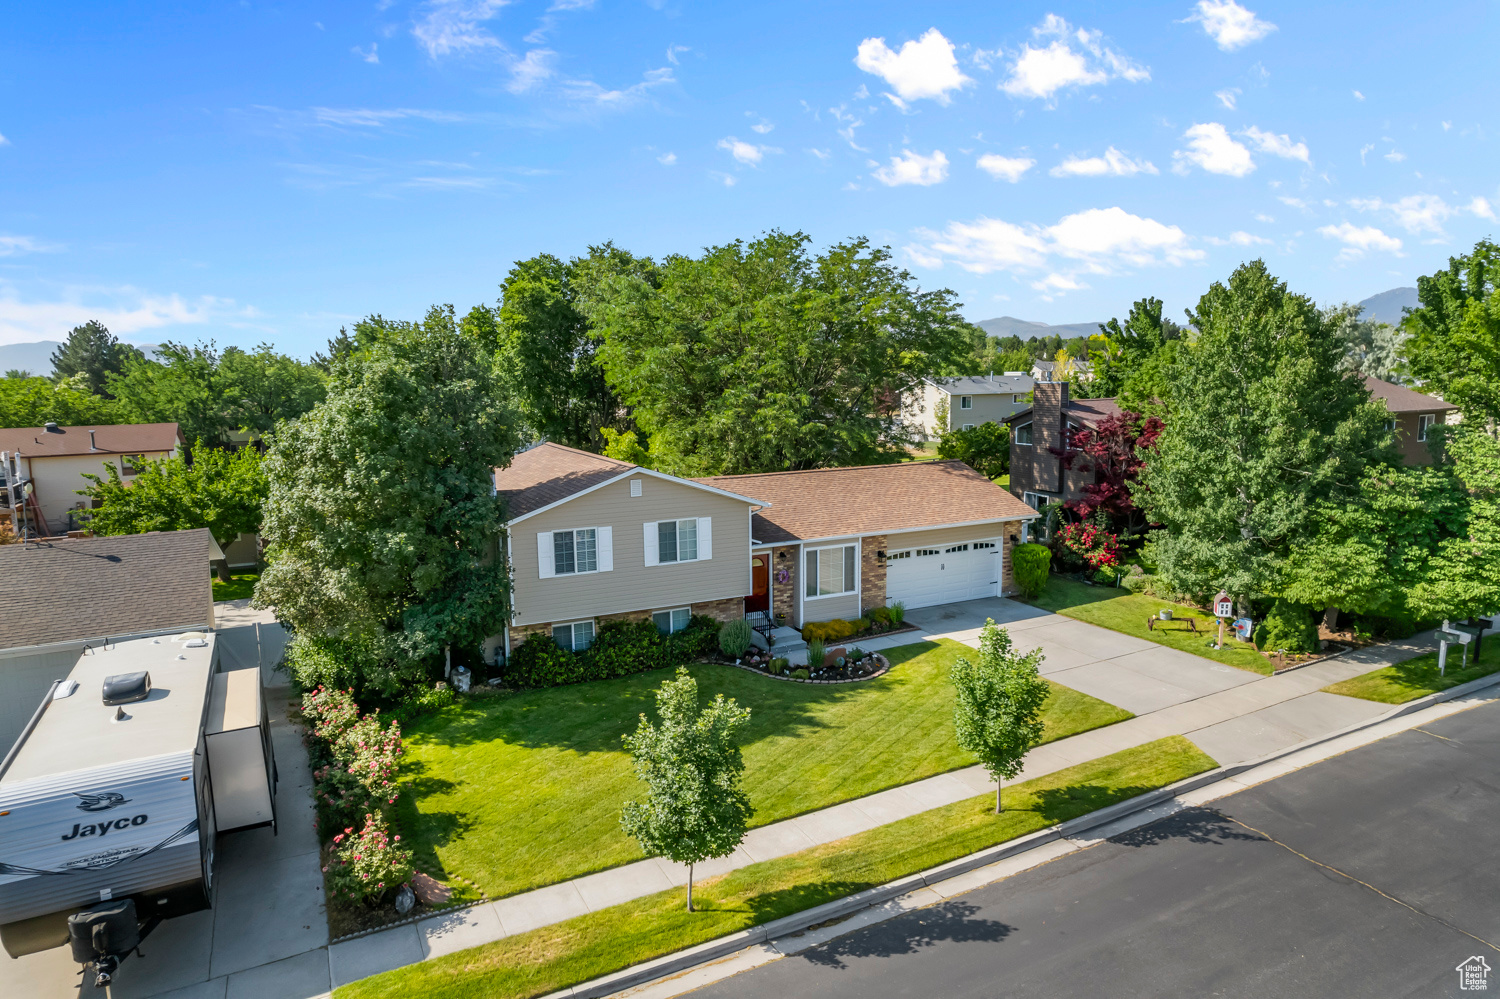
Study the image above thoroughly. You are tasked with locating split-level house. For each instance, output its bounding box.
[906,373,1034,439]
[489,443,1036,658]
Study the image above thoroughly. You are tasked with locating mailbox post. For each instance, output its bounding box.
[1437,620,1473,676]
[1213,590,1234,650]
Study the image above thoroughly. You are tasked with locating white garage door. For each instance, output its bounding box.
[885,539,1001,610]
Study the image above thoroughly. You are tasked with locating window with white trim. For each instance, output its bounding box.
[553,620,595,652]
[962,423,975,431]
[653,608,691,635]
[659,519,697,562]
[959,396,973,410]
[554,528,597,575]
[1012,394,1025,404]
[805,544,857,598]
[1418,414,1435,442]
[1014,422,1033,445]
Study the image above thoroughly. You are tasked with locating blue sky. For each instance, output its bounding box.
[1,1,1495,356]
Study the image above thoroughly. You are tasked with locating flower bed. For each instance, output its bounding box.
[728,649,891,684]
[299,685,456,937]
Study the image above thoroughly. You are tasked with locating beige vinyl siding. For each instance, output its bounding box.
[886,522,1017,552]
[956,391,1028,428]
[802,591,860,624]
[509,476,753,627]
[26,452,173,533]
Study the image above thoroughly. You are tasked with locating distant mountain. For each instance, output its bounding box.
[973,316,1104,341]
[1356,287,1418,325]
[0,340,162,377]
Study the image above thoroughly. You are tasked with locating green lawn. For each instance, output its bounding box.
[212,573,259,602]
[1027,576,1273,675]
[901,441,940,462]
[1323,637,1500,704]
[340,736,1216,999]
[397,638,1132,901]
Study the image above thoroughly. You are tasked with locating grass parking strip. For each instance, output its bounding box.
[1322,641,1500,704]
[337,735,1215,999]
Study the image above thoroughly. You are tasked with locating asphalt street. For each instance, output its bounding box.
[689,698,1500,998]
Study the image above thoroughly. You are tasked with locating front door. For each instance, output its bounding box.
[746,556,770,614]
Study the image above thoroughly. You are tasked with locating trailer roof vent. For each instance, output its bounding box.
[182,637,208,648]
[102,671,151,706]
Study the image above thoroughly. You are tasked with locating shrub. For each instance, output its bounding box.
[670,615,720,659]
[802,618,859,643]
[323,810,415,907]
[312,763,385,837]
[592,620,671,679]
[1092,567,1117,586]
[791,668,809,680]
[770,657,789,674]
[506,632,589,688]
[936,422,1010,479]
[1254,599,1319,654]
[504,615,727,690]
[1123,573,1152,594]
[719,618,755,658]
[301,686,360,753]
[889,601,906,625]
[1012,543,1051,599]
[805,638,826,670]
[336,715,403,807]
[283,635,363,694]
[389,683,456,725]
[867,606,893,626]
[1055,520,1122,571]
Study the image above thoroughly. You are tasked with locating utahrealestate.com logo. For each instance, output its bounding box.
[1458,956,1492,991]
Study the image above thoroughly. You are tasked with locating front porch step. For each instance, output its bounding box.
[750,625,806,656]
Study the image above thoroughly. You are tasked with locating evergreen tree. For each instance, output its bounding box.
[1138,261,1396,602]
[49,320,143,397]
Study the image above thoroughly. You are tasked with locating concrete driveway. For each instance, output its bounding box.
[0,607,329,999]
[905,597,1260,715]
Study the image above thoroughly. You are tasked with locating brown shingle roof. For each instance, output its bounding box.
[1364,376,1457,414]
[696,460,1035,544]
[0,529,215,650]
[0,423,181,458]
[1064,397,1123,425]
[494,442,635,519]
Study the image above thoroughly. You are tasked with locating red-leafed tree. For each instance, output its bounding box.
[1051,411,1163,536]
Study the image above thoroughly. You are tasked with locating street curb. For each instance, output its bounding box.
[541,666,1500,999]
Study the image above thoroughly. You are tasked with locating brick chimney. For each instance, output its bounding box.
[1032,381,1069,494]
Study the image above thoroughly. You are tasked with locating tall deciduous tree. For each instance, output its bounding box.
[951,620,1050,814]
[495,246,641,451]
[49,321,144,397]
[587,232,974,475]
[1091,296,1183,400]
[80,443,268,581]
[1138,261,1396,601]
[620,667,753,911]
[253,306,520,690]
[1405,239,1500,429]
[936,422,1009,479]
[0,376,119,426]
[1409,427,1500,622]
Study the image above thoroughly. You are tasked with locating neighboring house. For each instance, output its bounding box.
[0,528,216,748]
[1004,382,1121,513]
[1006,377,1463,517]
[491,443,1037,660]
[907,373,1034,438]
[1030,359,1057,383]
[0,422,181,538]
[1033,357,1093,384]
[1363,376,1458,466]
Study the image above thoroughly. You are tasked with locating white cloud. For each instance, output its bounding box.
[908,205,1202,297]
[657,152,676,166]
[829,104,866,151]
[561,67,674,108]
[1353,90,1365,101]
[1000,14,1148,102]
[0,132,9,146]
[1206,230,1273,246]
[854,28,972,107]
[1359,143,1375,165]
[1050,146,1158,178]
[874,149,949,186]
[0,235,57,257]
[1384,149,1405,163]
[1318,222,1402,259]
[302,107,467,128]
[1278,195,1308,209]
[1172,122,1254,177]
[507,49,555,93]
[412,0,508,59]
[1214,88,1239,109]
[1240,126,1309,163]
[976,153,1035,183]
[1442,120,1452,131]
[751,121,774,134]
[1255,213,1275,222]
[712,171,737,187]
[806,148,831,161]
[1349,194,1458,234]
[1468,196,1496,220]
[353,43,380,64]
[0,285,235,346]
[1185,0,1277,51]
[665,45,689,66]
[717,136,779,166]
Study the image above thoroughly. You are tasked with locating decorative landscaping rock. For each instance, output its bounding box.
[721,652,891,684]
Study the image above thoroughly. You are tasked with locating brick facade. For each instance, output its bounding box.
[692,596,745,624]
[1001,529,1022,596]
[860,534,887,614]
[770,545,799,626]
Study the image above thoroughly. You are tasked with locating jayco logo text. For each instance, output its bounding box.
[61,815,148,840]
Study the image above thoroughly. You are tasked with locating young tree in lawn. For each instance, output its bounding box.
[1137,261,1396,603]
[1053,410,1163,538]
[587,231,974,475]
[620,667,753,911]
[936,422,1009,479]
[1404,239,1500,429]
[49,321,144,397]
[254,306,521,695]
[951,620,1050,813]
[80,442,268,581]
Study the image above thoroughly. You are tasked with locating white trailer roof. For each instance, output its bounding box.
[0,633,217,786]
